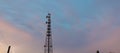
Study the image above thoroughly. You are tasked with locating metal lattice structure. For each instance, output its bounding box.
[44,13,53,53]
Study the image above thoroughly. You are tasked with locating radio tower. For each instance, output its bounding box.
[44,13,53,53]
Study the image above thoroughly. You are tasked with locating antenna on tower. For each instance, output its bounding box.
[7,46,11,53]
[44,13,53,53]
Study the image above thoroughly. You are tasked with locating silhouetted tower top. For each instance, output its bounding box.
[97,50,100,53]
[7,46,11,53]
[44,13,53,53]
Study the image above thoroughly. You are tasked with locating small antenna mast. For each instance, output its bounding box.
[7,46,11,53]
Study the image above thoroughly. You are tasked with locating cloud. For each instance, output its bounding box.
[81,27,120,53]
[0,18,38,53]
[0,0,120,53]
[77,8,120,53]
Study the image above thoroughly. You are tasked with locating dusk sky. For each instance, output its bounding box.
[0,0,120,53]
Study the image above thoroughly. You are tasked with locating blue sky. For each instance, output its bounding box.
[0,0,120,53]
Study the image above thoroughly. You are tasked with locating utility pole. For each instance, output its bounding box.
[7,46,11,53]
[44,13,53,53]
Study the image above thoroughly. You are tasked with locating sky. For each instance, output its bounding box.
[0,0,120,53]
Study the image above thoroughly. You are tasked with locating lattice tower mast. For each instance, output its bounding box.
[44,13,53,53]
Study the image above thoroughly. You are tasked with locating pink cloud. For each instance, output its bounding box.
[0,18,34,53]
[81,28,120,53]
